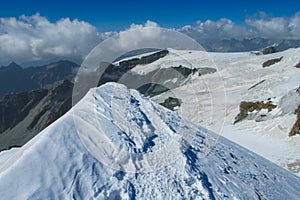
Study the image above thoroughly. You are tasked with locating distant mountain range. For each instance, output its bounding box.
[0,60,78,151]
[0,80,73,151]
[195,38,300,52]
[0,60,78,98]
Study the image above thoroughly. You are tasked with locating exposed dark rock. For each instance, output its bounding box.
[138,84,169,97]
[114,48,160,62]
[2,145,22,151]
[98,50,169,85]
[172,65,197,78]
[0,80,73,151]
[32,80,73,130]
[139,50,169,64]
[135,66,194,97]
[97,50,196,98]
[234,101,277,124]
[262,46,277,55]
[250,51,262,56]
[198,67,217,76]
[248,80,265,90]
[0,89,48,133]
[262,57,283,68]
[295,63,300,68]
[289,106,300,136]
[160,97,182,111]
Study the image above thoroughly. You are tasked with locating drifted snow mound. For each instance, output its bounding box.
[0,83,300,199]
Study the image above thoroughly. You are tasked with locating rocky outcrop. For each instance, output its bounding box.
[295,62,300,68]
[138,83,169,97]
[198,67,217,76]
[172,65,198,78]
[250,51,262,56]
[160,97,182,111]
[98,50,169,85]
[262,46,277,55]
[262,57,283,67]
[234,101,277,124]
[135,66,196,97]
[289,106,300,136]
[98,50,198,97]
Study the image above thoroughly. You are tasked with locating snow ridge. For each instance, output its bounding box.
[0,83,300,199]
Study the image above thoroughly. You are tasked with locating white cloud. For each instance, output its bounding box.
[245,12,300,39]
[117,20,162,50]
[0,17,162,66]
[247,18,289,38]
[129,20,159,29]
[179,18,252,40]
[180,12,300,40]
[290,12,300,37]
[0,13,103,66]
[1,12,300,66]
[102,20,200,57]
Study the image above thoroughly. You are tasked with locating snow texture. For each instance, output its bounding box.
[0,83,300,199]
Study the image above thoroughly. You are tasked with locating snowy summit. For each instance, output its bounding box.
[0,83,300,199]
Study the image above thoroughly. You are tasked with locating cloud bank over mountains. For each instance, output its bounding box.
[0,14,103,66]
[246,12,300,39]
[0,12,300,66]
[180,12,300,40]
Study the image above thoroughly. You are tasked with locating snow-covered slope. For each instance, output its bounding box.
[139,48,300,176]
[1,83,300,199]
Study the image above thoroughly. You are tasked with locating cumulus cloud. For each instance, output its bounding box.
[81,20,201,76]
[246,12,300,39]
[180,12,300,40]
[0,13,103,66]
[179,18,252,40]
[117,20,162,50]
[1,12,300,66]
[0,16,163,66]
[78,20,165,73]
[95,20,200,60]
[129,20,159,29]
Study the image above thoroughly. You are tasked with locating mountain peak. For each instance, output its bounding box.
[6,62,21,69]
[1,82,300,199]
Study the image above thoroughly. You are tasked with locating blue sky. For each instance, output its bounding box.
[0,0,299,65]
[1,0,299,31]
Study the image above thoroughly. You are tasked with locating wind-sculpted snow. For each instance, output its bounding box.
[0,83,300,199]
